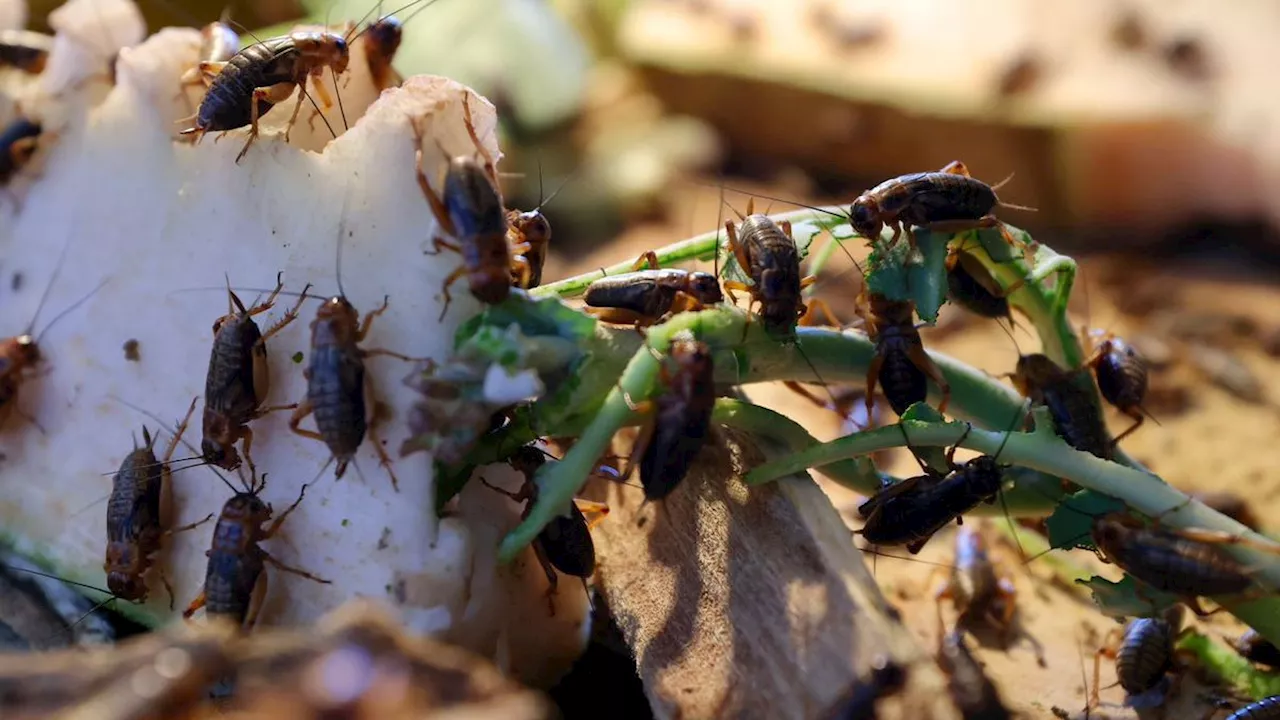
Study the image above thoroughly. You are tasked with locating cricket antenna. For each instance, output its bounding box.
[33,277,110,344]
[303,85,339,140]
[989,172,1017,193]
[536,157,544,207]
[988,172,1037,214]
[335,192,351,298]
[332,66,349,131]
[107,394,241,497]
[695,179,848,221]
[320,0,348,132]
[0,562,121,645]
[535,162,580,212]
[792,341,844,417]
[992,401,1028,462]
[347,0,444,44]
[714,177,725,278]
[402,0,445,25]
[898,421,933,476]
[718,193,747,223]
[220,18,266,52]
[25,230,76,335]
[993,401,1031,562]
[3,564,118,597]
[712,181,867,280]
[857,546,958,570]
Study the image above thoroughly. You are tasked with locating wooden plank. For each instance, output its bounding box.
[589,428,958,720]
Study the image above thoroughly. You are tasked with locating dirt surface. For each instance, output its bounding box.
[548,182,1280,719]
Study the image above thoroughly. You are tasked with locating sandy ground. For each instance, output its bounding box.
[547,183,1280,719]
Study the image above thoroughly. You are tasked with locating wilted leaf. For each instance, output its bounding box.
[1078,575,1177,619]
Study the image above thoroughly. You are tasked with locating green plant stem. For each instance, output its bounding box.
[984,239,1081,367]
[744,418,1280,645]
[497,310,728,561]
[496,307,1071,561]
[529,207,1141,474]
[531,206,852,300]
[709,398,884,492]
[1177,631,1280,701]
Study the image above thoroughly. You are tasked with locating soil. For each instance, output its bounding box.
[546,182,1280,719]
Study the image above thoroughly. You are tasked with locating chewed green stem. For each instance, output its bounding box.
[496,307,1068,560]
[744,417,1280,644]
[709,398,883,492]
[531,205,854,300]
[498,309,740,562]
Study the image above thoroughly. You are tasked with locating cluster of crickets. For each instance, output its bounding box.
[0,0,572,636]
[456,158,1280,718]
[6,1,1280,717]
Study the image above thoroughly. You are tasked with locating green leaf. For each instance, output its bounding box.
[897,403,952,475]
[1046,489,1126,550]
[972,227,1017,264]
[1078,575,1178,619]
[865,229,950,323]
[460,324,579,373]
[899,402,945,424]
[406,294,597,469]
[456,292,596,350]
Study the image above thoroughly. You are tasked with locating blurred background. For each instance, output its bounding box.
[18,0,1280,717]
[29,0,1280,271]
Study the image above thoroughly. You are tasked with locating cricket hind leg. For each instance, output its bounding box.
[287,399,330,460]
[161,397,200,463]
[237,83,296,164]
[258,283,311,344]
[938,161,973,177]
[632,251,660,271]
[724,219,753,277]
[411,116,460,239]
[1110,408,1144,448]
[531,539,560,617]
[244,571,268,632]
[362,373,401,492]
[798,297,841,328]
[616,409,656,489]
[1089,627,1123,710]
[436,266,467,321]
[905,343,951,415]
[159,570,177,611]
[782,381,835,411]
[183,588,207,620]
[461,94,498,183]
[511,255,534,288]
[264,552,332,585]
[864,352,885,426]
